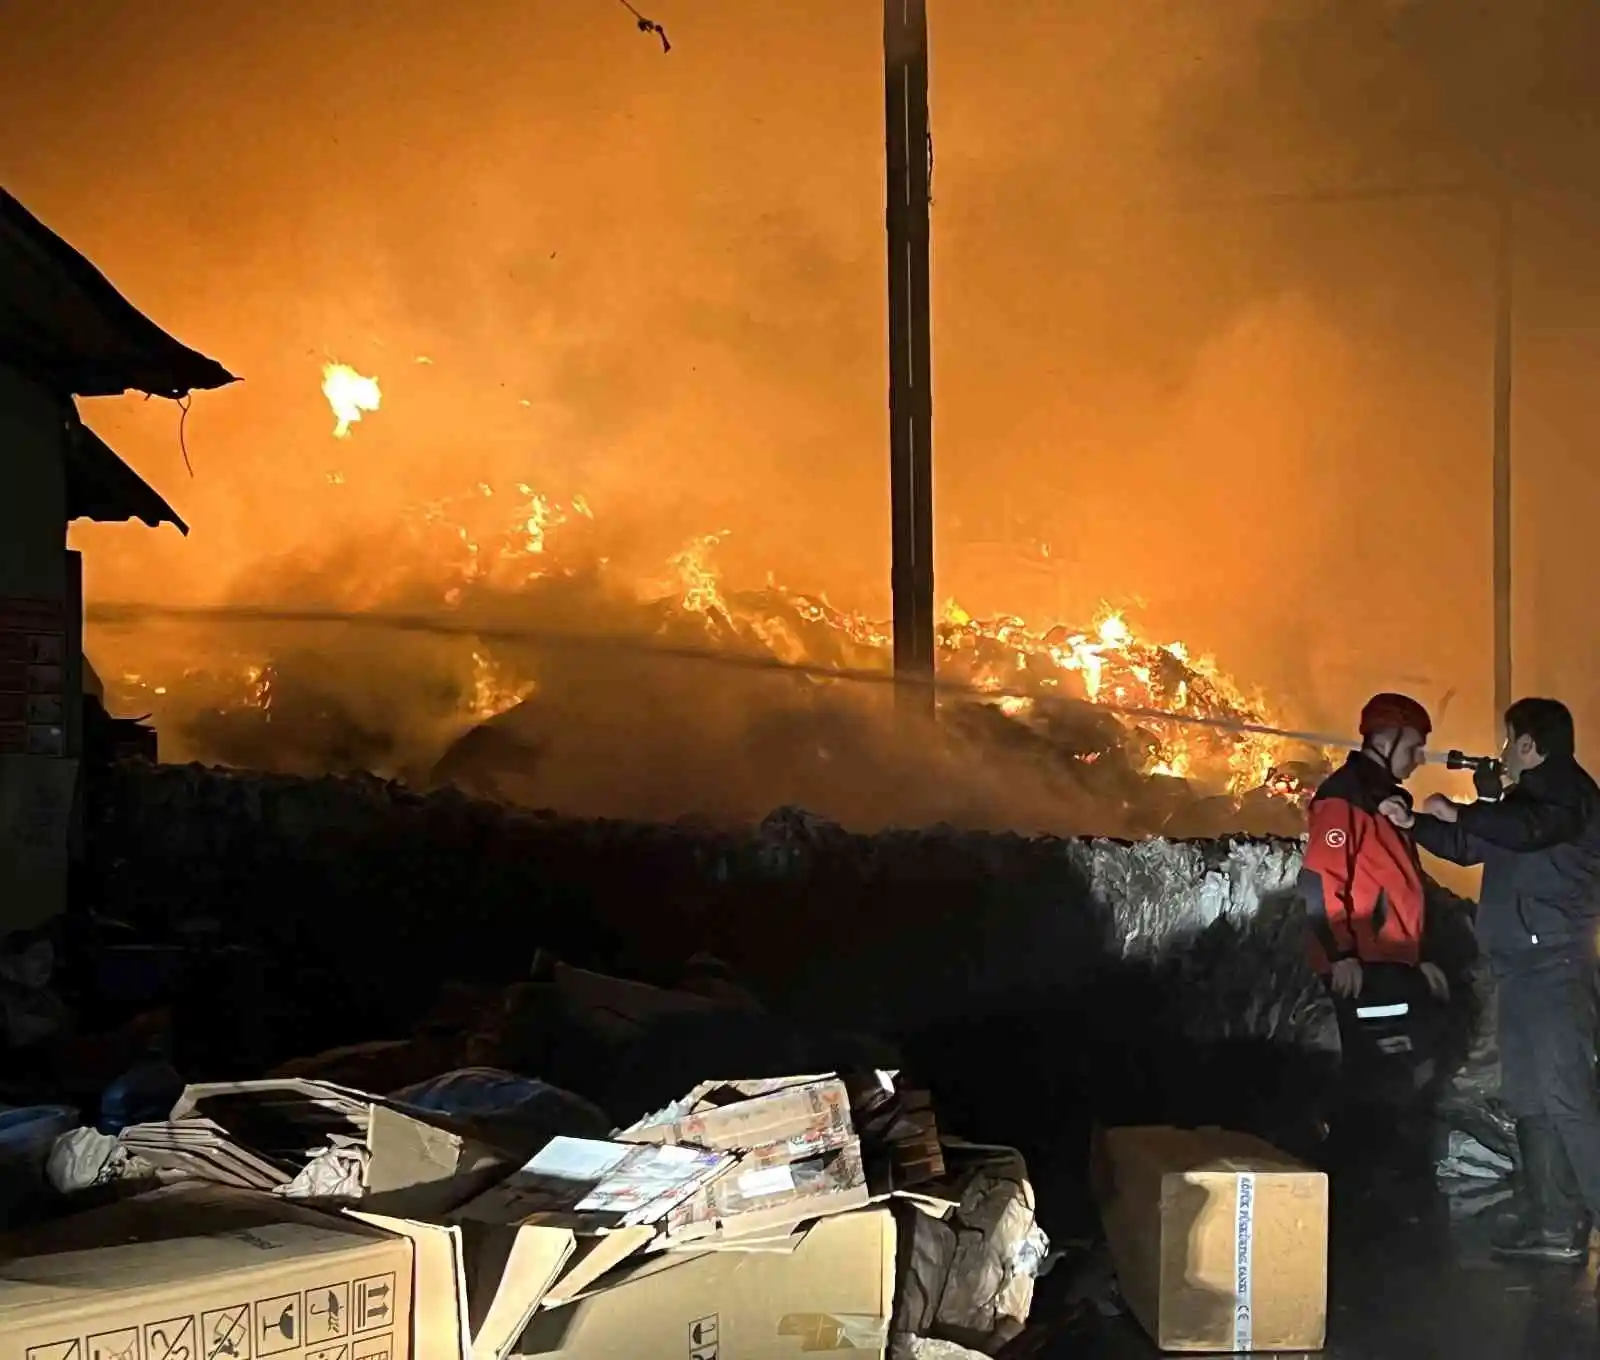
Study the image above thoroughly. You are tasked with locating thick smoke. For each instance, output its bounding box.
[1,0,1591,827]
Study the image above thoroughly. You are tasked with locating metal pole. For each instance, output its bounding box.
[884,0,936,718]
[1492,191,1513,733]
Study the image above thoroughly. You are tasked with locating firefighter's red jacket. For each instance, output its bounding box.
[1300,752,1427,971]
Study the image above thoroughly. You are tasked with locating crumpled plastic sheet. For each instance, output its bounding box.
[1012,1224,1051,1281]
[898,1341,990,1360]
[46,1127,123,1193]
[279,1145,368,1200]
[1432,972,1518,1185]
[1436,1129,1514,1181]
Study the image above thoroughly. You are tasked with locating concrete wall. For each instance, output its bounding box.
[0,361,72,936]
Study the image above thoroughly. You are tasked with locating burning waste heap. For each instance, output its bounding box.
[93,480,1324,839]
[50,458,1503,1350]
[27,497,1509,1353]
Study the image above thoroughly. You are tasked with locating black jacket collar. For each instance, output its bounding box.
[1347,748,1410,809]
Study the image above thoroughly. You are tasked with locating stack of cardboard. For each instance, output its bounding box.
[7,1070,1042,1360]
[118,1078,519,1217]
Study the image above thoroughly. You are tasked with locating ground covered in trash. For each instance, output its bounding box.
[3,761,1588,1356]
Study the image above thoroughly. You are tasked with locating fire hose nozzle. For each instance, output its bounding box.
[1445,748,1508,799]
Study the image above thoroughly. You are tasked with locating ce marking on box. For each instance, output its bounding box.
[688,1313,719,1360]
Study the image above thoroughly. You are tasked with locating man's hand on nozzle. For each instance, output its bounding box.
[1419,961,1451,1002]
[1422,793,1461,823]
[1473,761,1506,800]
[1331,957,1364,999]
[1378,795,1415,829]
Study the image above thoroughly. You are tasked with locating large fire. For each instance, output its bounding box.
[86,356,1332,833]
[105,476,1305,803]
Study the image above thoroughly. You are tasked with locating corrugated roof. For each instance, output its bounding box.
[0,189,238,398]
[65,419,188,534]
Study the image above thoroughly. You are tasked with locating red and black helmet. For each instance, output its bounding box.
[1359,692,1432,739]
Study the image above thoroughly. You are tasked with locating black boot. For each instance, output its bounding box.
[1491,1118,1590,1264]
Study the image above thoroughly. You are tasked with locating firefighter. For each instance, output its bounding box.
[1398,697,1600,1263]
[1300,694,1451,1170]
[1301,693,1451,1001]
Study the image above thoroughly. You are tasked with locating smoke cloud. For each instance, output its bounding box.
[1,0,1595,829]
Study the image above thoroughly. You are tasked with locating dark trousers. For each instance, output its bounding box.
[1496,950,1600,1219]
[1325,965,1444,1170]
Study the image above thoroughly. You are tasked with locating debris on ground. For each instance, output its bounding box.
[2,1059,1049,1360]
[0,766,1525,1356]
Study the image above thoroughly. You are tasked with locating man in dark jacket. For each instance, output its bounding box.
[1398,697,1600,1263]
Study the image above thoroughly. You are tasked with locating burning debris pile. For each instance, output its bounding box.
[93,482,1326,836]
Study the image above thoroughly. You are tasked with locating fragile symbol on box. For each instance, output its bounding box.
[688,1313,719,1360]
[352,1274,395,1332]
[90,1329,141,1360]
[144,1315,197,1360]
[351,1334,392,1360]
[255,1292,301,1357]
[26,1341,81,1360]
[307,1346,349,1360]
[305,1281,351,1342]
[201,1304,250,1360]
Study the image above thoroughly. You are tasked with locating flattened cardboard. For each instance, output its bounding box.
[466,1137,731,1229]
[516,1207,899,1359]
[119,1079,510,1216]
[662,1137,870,1245]
[0,1182,414,1360]
[620,1075,869,1245]
[1094,1125,1328,1354]
[619,1076,850,1155]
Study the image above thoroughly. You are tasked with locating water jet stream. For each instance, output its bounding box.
[88,599,1379,753]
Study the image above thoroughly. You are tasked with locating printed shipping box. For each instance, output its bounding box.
[0,1182,414,1360]
[1093,1125,1328,1354]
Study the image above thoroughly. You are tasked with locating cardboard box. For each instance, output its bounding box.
[0,1182,414,1360]
[119,1079,512,1217]
[514,1207,899,1359]
[354,1188,658,1360]
[1093,1126,1328,1354]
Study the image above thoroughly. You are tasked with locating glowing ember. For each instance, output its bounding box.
[1264,768,1310,804]
[321,363,382,439]
[470,650,536,721]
